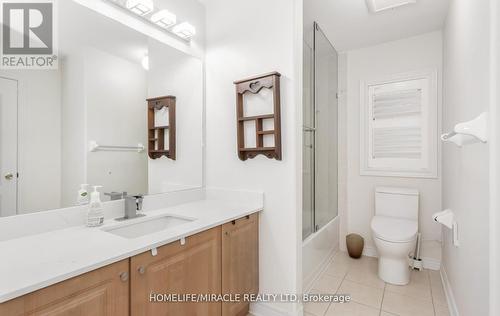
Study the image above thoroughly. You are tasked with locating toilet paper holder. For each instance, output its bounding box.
[433,209,459,247]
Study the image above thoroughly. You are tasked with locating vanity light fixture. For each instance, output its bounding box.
[151,9,177,29]
[125,0,154,16]
[365,0,416,13]
[106,0,195,41]
[172,22,196,39]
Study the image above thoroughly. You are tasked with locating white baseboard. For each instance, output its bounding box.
[249,302,303,316]
[361,246,441,271]
[421,256,441,270]
[362,246,378,257]
[440,266,459,316]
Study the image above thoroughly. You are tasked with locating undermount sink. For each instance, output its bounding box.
[102,215,194,239]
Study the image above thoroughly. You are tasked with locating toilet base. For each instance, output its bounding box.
[378,257,411,285]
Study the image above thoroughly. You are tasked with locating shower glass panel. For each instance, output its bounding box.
[302,22,339,240]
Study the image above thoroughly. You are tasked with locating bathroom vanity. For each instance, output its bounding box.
[0,189,262,316]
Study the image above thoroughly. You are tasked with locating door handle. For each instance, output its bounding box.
[4,173,14,180]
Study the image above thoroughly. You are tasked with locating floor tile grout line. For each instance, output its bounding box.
[428,269,437,316]
[335,260,386,313]
[317,253,342,316]
[379,283,387,316]
[323,253,351,316]
[343,277,386,291]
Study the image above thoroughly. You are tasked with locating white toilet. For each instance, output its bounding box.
[371,187,419,285]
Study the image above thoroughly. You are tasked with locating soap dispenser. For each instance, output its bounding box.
[87,185,104,227]
[77,184,90,205]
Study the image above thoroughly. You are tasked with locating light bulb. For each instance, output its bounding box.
[151,10,176,29]
[125,0,154,16]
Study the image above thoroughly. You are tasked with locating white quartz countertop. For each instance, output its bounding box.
[0,190,263,303]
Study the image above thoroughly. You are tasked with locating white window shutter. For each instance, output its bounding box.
[360,70,438,178]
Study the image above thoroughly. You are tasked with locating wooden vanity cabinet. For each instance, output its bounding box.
[130,226,222,316]
[0,259,129,316]
[0,214,259,316]
[222,214,259,316]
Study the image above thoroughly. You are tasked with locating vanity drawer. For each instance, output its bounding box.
[0,259,129,316]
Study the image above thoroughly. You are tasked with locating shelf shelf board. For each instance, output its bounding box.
[238,114,274,121]
[150,150,169,153]
[149,126,169,130]
[239,147,276,152]
[257,130,275,135]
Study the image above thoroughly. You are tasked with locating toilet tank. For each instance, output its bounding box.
[375,187,419,220]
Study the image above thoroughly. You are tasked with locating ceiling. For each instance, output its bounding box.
[304,0,451,51]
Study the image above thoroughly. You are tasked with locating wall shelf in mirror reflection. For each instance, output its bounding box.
[148,96,176,160]
[89,141,145,152]
[107,0,196,40]
[234,72,282,161]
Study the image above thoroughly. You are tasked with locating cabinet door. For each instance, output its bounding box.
[222,214,259,316]
[0,259,130,316]
[131,227,222,316]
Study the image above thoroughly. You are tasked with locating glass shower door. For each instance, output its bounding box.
[314,22,338,230]
[302,22,338,240]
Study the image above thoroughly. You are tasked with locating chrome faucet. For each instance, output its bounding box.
[116,195,145,221]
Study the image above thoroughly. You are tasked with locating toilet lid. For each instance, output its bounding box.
[371,216,418,242]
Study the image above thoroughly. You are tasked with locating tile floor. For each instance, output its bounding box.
[304,251,450,316]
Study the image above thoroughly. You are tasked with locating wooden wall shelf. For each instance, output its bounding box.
[147,96,176,160]
[234,72,282,161]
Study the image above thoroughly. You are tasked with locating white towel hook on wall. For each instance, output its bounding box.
[441,112,488,147]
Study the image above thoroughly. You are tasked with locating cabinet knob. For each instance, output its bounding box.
[138,266,146,275]
[120,272,129,282]
[225,231,229,236]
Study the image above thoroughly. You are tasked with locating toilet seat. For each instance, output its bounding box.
[371,216,418,243]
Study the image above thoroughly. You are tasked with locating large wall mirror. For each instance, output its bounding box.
[0,0,204,217]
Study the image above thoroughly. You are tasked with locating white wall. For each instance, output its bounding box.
[204,0,302,314]
[85,48,148,197]
[344,32,443,255]
[338,53,349,252]
[442,0,491,315]
[147,38,203,193]
[61,54,86,207]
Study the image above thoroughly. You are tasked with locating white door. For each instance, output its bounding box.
[0,77,18,217]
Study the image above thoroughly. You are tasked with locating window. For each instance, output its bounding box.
[360,70,438,178]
